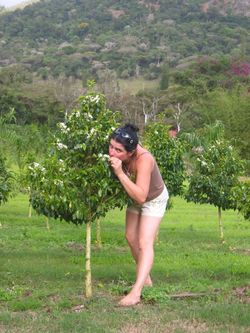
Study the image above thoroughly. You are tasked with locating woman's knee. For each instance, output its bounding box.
[138,238,154,252]
[125,232,138,247]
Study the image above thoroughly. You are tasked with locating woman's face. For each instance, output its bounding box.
[109,139,131,161]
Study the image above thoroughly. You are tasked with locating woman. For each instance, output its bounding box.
[109,123,169,306]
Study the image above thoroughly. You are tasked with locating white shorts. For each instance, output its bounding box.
[126,186,169,218]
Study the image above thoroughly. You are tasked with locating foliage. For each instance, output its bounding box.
[172,57,249,92]
[195,85,250,163]
[0,0,249,81]
[235,179,250,220]
[231,62,250,77]
[185,132,244,211]
[159,64,170,90]
[0,74,64,125]
[1,125,50,169]
[0,156,13,206]
[0,110,52,193]
[27,91,128,224]
[143,117,186,197]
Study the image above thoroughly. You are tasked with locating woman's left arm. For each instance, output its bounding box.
[110,154,153,204]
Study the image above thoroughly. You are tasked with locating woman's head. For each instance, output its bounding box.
[109,124,139,160]
[111,124,139,152]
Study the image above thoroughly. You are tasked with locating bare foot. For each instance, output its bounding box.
[130,276,153,288]
[144,276,153,287]
[118,293,140,307]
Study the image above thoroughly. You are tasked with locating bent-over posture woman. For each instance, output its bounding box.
[109,123,169,307]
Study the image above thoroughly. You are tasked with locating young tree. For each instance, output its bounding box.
[185,129,245,242]
[27,89,129,297]
[0,111,15,208]
[143,117,186,197]
[0,156,12,207]
[235,180,250,221]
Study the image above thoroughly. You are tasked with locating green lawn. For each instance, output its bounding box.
[0,194,250,332]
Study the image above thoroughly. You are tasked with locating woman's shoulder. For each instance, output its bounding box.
[136,147,154,165]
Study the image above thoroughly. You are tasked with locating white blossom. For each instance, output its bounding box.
[58,122,66,129]
[70,110,81,118]
[54,179,64,186]
[57,142,68,150]
[74,144,83,150]
[58,122,70,133]
[89,95,100,103]
[28,162,46,173]
[98,153,109,161]
[90,128,95,135]
[192,146,204,154]
[85,113,93,120]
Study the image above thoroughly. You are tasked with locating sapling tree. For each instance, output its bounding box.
[235,179,250,221]
[143,118,186,197]
[0,156,12,207]
[185,133,245,242]
[27,89,129,297]
[0,112,14,208]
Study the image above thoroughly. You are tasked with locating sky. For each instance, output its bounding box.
[0,0,25,7]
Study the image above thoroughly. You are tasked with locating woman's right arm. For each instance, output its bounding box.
[110,154,153,204]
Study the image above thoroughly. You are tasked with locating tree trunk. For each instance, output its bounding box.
[85,221,92,298]
[28,204,32,218]
[96,219,102,248]
[218,206,225,243]
[28,187,32,218]
[45,217,50,230]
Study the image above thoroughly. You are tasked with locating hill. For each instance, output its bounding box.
[0,0,249,157]
[0,0,249,81]
[201,0,250,17]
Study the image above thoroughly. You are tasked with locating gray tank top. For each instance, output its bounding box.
[136,152,165,201]
[146,158,165,201]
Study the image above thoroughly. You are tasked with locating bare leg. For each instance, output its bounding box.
[125,211,152,286]
[119,215,162,306]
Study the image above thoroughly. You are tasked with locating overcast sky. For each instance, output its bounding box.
[0,0,25,7]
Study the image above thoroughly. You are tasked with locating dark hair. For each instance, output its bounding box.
[111,123,139,152]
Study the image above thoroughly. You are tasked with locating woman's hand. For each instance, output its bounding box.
[110,157,123,176]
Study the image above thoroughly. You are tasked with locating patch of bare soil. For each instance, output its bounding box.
[65,241,84,251]
[233,285,250,303]
[119,318,210,333]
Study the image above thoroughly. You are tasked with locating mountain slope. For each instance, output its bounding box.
[0,0,249,80]
[201,0,250,17]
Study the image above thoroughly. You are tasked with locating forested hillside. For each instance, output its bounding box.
[0,0,249,164]
[0,0,249,79]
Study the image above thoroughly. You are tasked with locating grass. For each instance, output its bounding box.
[0,194,250,332]
[118,78,159,94]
